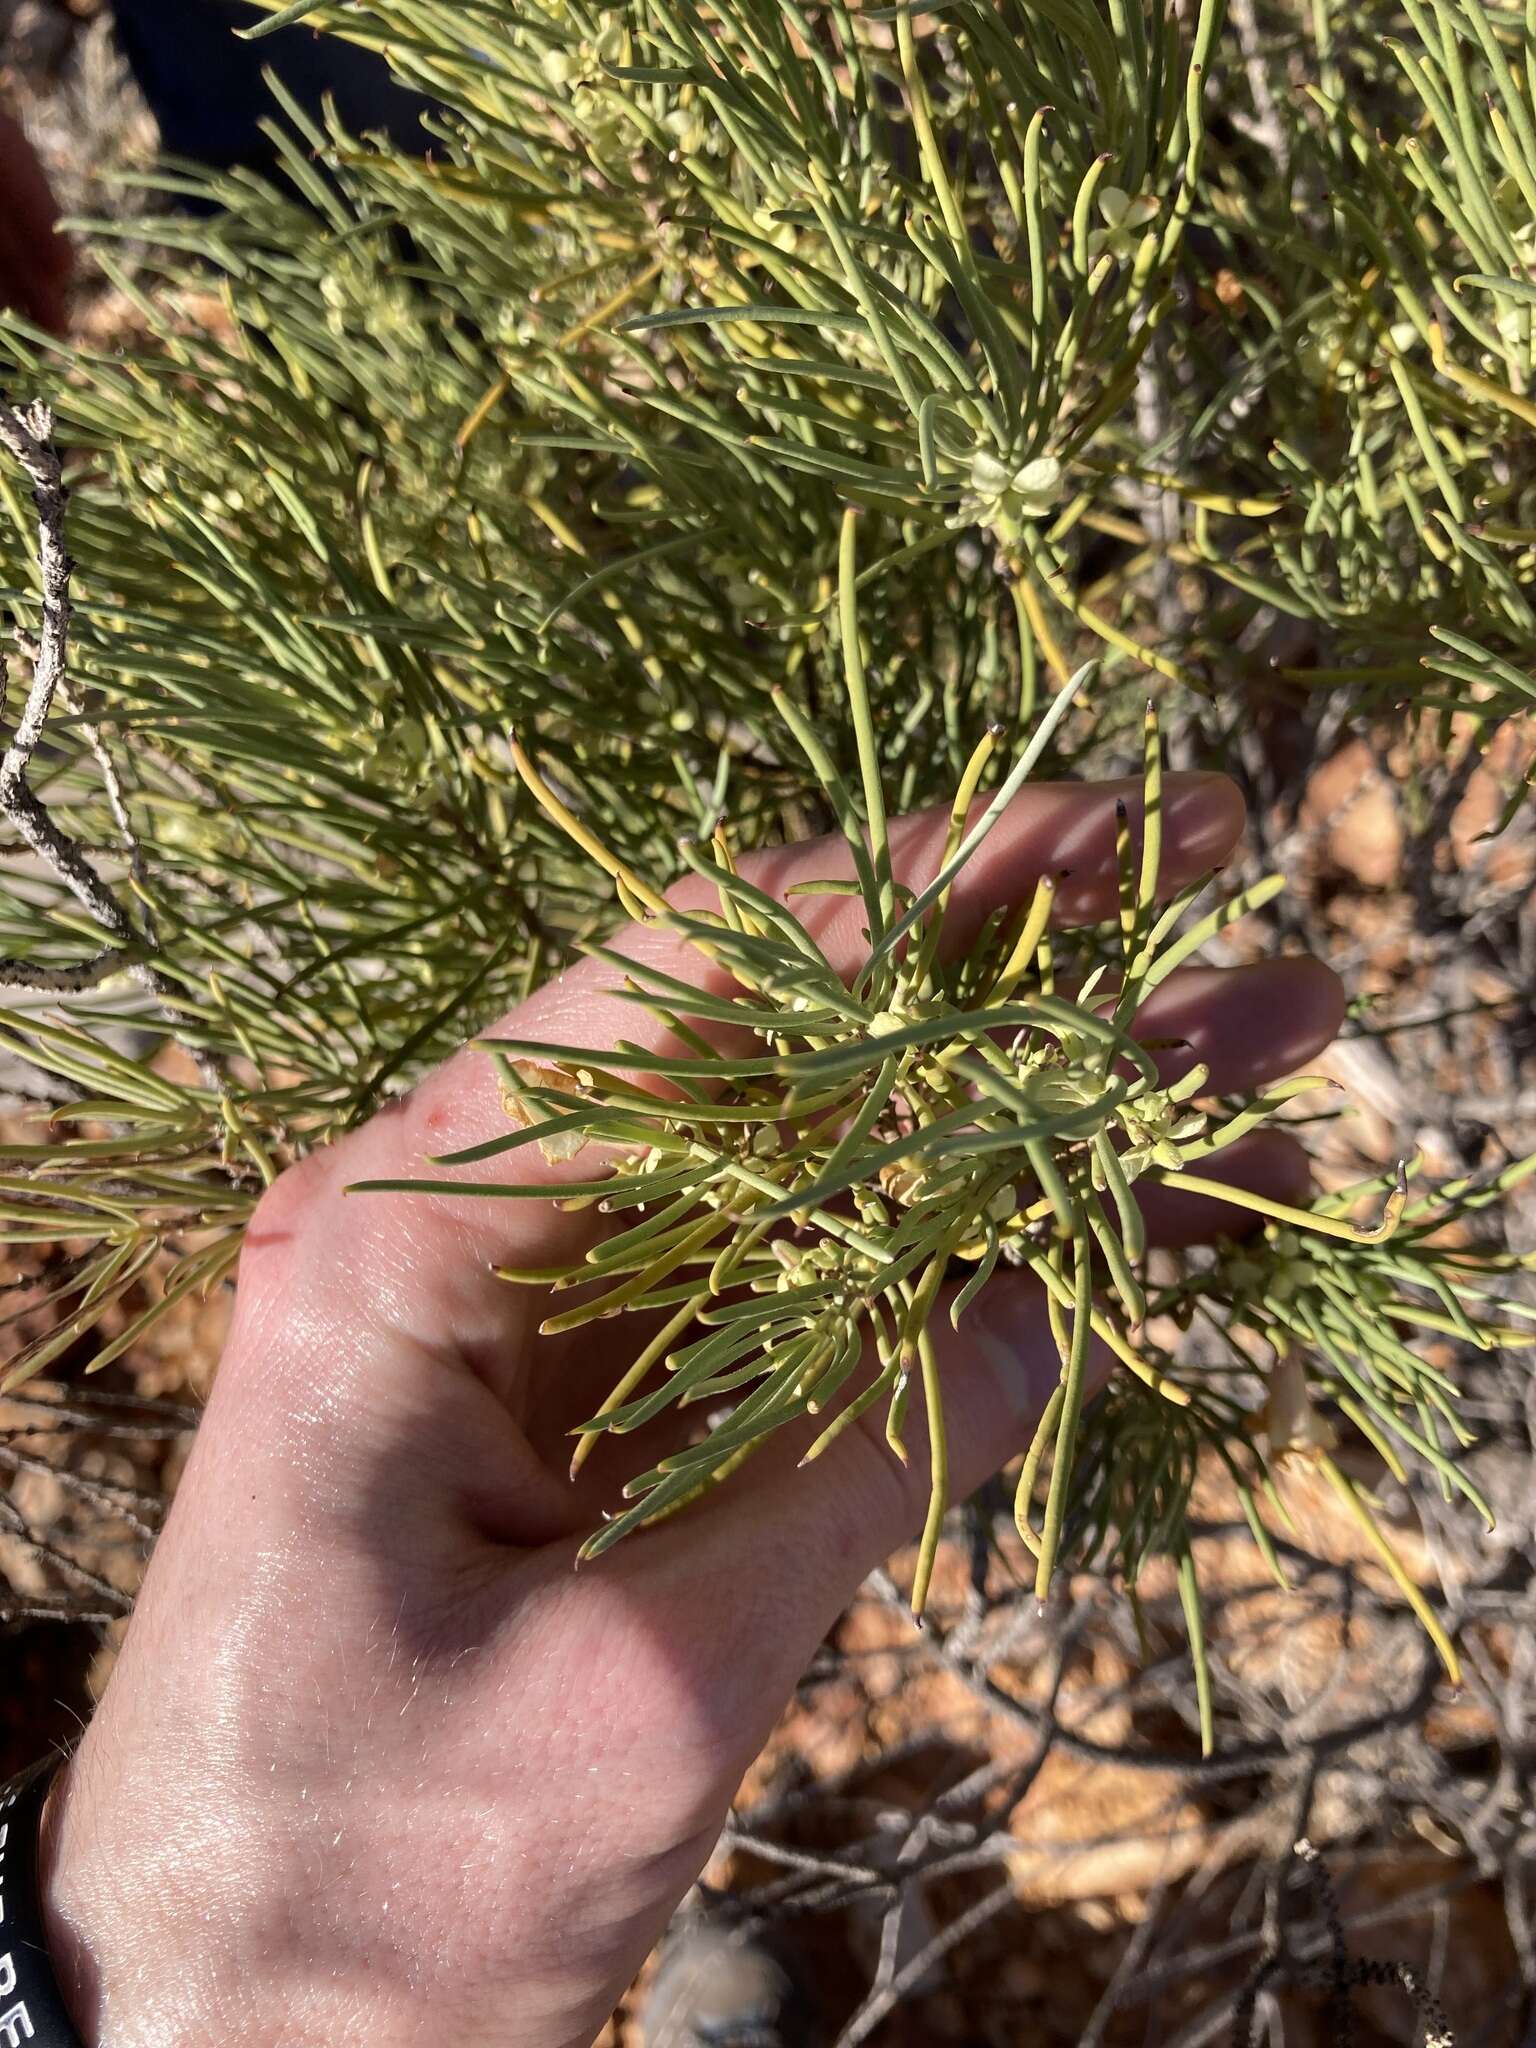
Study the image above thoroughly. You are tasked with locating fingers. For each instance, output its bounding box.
[322,771,1246,1321]
[1138,1127,1313,1247]
[742,768,1245,966]
[324,769,1335,1358]
[381,771,1245,1185]
[1132,956,1346,1096]
[1114,959,1338,1246]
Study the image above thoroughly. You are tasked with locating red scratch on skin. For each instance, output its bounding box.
[240,1222,299,1258]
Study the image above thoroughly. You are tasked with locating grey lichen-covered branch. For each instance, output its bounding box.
[0,395,203,1062]
[0,946,137,994]
[0,399,138,933]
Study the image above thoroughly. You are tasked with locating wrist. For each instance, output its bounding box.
[37,1740,303,2048]
[0,1757,91,2048]
[36,1730,419,2048]
[37,1762,99,2047]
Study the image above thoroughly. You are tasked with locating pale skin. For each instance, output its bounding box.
[39,770,1343,2046]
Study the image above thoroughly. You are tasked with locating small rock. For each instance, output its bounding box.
[1301,739,1403,889]
[640,1926,808,2048]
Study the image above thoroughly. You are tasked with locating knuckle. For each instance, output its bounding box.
[238,1145,345,1291]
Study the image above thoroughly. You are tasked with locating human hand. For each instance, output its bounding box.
[39,770,1342,2047]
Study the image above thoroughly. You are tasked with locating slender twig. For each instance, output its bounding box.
[0,1444,163,1542]
[0,947,134,993]
[832,1879,1017,2047]
[0,394,222,1084]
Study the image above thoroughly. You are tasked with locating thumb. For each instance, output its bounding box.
[609,1273,1109,1724]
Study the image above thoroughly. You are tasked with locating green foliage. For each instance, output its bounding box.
[2,0,1534,1724]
